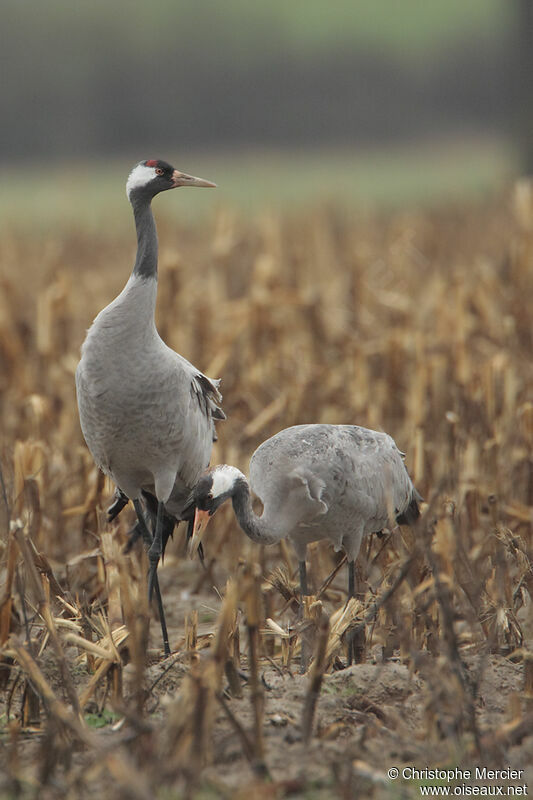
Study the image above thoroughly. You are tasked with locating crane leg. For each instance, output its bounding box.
[147,501,164,599]
[133,499,171,657]
[346,560,365,666]
[107,488,129,522]
[298,559,311,673]
[348,560,355,599]
[123,522,142,553]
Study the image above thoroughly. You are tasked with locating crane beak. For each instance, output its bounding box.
[171,170,217,189]
[188,508,212,557]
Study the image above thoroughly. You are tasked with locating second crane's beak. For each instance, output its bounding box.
[188,508,212,558]
[171,170,217,189]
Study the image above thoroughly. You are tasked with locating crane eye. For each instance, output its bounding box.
[155,167,164,176]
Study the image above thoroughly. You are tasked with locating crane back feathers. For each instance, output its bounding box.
[187,423,420,565]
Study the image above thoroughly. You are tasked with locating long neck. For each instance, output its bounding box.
[131,197,158,279]
[231,482,283,546]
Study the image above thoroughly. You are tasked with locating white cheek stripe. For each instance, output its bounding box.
[126,164,157,198]
[211,466,245,498]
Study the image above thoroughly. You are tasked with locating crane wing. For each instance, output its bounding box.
[288,468,329,517]
[158,349,225,492]
[342,426,415,526]
[249,424,416,535]
[76,340,225,510]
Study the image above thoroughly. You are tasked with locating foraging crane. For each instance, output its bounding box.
[187,424,421,663]
[76,159,224,656]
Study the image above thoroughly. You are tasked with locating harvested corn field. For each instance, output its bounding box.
[0,186,533,799]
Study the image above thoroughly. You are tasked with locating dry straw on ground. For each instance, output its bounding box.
[0,186,532,798]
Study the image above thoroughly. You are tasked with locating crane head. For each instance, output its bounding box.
[126,159,216,201]
[185,465,246,557]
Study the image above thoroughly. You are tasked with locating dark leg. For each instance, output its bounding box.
[347,559,365,666]
[123,521,143,554]
[348,560,355,599]
[147,501,164,603]
[299,559,310,673]
[347,560,356,665]
[107,488,129,522]
[132,499,153,548]
[133,499,171,657]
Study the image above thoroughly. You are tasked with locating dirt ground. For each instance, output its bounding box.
[151,556,533,798]
[2,540,531,800]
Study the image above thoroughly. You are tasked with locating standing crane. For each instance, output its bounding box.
[187,423,421,664]
[76,159,224,656]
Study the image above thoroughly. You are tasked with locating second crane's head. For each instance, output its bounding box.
[185,465,247,556]
[126,159,216,203]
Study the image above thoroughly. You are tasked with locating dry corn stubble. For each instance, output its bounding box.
[0,191,532,797]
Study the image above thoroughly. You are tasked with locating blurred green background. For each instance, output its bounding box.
[1,0,529,227]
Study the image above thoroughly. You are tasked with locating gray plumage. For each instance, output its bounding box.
[76,159,223,517]
[247,424,419,561]
[75,158,221,656]
[191,424,419,567]
[76,276,223,513]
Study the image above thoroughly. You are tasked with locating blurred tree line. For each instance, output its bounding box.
[0,0,527,164]
[518,0,533,172]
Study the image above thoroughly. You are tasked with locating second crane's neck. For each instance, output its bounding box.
[230,480,289,546]
[132,197,158,280]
